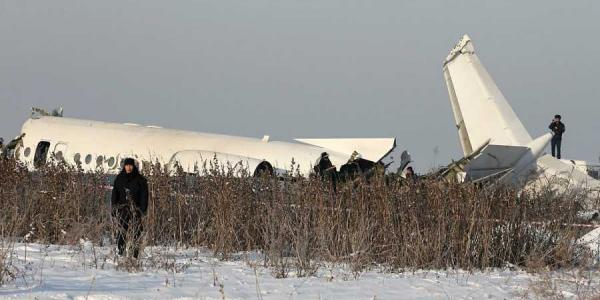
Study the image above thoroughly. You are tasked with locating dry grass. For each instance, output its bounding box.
[0,157,596,284]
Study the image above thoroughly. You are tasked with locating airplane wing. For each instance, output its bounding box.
[443,35,532,156]
[294,138,396,162]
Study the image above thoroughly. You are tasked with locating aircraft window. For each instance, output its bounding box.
[34,141,51,167]
[55,151,64,161]
[85,154,92,164]
[24,147,31,157]
[96,155,104,167]
[107,157,115,168]
[74,153,81,164]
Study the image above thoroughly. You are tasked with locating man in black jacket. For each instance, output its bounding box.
[111,158,148,258]
[549,114,566,159]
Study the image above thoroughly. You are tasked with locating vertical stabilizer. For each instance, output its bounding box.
[444,67,473,156]
[443,35,532,155]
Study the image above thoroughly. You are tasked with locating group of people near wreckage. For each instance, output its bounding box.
[313,114,567,183]
[0,114,565,259]
[314,151,417,186]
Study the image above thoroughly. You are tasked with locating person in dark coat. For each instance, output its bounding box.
[339,151,361,181]
[315,152,334,178]
[111,158,148,258]
[404,166,417,181]
[314,152,338,190]
[548,114,566,159]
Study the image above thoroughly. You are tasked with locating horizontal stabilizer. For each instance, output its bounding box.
[294,138,396,162]
[465,144,528,181]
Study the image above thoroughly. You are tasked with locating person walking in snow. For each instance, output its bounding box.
[111,158,148,258]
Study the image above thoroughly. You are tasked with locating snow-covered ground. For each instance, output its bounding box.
[1,242,599,299]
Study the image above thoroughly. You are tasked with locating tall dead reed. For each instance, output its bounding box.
[0,157,594,280]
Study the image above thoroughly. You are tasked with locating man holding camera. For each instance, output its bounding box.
[548,114,566,159]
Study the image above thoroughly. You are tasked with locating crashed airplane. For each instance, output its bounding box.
[6,108,399,177]
[441,34,600,198]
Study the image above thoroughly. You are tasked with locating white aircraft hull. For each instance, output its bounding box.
[14,115,396,177]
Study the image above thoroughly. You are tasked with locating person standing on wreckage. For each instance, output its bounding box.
[549,114,566,159]
[111,158,149,258]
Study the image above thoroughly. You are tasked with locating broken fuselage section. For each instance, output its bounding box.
[12,109,400,178]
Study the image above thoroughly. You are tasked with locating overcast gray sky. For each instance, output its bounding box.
[1,1,599,171]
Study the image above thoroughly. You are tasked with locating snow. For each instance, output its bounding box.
[579,227,600,259]
[1,243,599,299]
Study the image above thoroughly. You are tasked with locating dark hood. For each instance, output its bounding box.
[120,158,140,176]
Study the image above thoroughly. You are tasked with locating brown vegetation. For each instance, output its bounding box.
[0,157,595,282]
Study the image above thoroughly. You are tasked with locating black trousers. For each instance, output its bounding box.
[115,207,143,258]
[551,136,562,159]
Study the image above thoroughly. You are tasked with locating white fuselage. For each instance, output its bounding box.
[15,116,359,176]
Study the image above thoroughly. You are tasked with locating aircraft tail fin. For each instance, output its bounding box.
[443,35,532,156]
